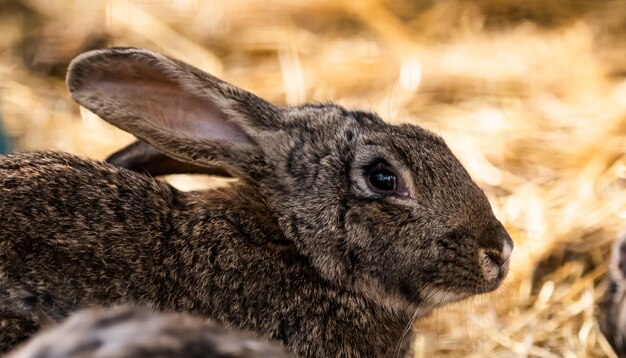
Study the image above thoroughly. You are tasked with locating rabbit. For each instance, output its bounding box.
[0,47,514,357]
[600,231,626,357]
[7,305,287,358]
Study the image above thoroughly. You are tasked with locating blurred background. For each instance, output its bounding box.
[0,0,625,356]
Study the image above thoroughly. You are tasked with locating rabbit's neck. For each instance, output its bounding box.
[160,184,415,357]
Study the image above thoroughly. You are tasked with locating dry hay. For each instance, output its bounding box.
[0,0,625,356]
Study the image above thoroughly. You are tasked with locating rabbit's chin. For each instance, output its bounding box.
[407,273,510,314]
[419,288,469,308]
[349,276,494,317]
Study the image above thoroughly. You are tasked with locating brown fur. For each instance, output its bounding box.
[0,48,513,356]
[7,306,287,358]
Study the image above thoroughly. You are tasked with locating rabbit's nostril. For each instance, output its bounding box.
[479,246,510,282]
[486,251,505,266]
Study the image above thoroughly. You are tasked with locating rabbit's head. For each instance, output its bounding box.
[67,48,513,312]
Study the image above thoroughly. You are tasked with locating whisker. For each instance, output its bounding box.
[394,285,441,358]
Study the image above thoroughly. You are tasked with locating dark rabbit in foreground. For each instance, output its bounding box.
[8,306,287,358]
[0,47,513,356]
[600,232,626,357]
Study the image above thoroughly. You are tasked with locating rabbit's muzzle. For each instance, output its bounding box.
[478,239,512,284]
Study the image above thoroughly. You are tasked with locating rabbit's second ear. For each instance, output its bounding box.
[107,140,232,177]
[67,47,280,180]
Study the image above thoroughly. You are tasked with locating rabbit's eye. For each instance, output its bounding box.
[362,161,409,198]
[369,168,396,192]
[364,161,409,197]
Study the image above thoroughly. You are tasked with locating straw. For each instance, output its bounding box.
[0,0,625,356]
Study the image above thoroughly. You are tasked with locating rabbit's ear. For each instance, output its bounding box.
[67,47,279,180]
[106,140,232,177]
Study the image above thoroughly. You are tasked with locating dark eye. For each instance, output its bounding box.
[362,161,409,197]
[368,168,397,192]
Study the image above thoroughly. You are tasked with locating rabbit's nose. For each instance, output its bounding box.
[484,226,513,264]
[484,242,511,268]
[499,239,513,265]
[479,239,513,282]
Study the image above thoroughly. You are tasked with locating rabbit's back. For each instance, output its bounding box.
[0,152,179,350]
[0,152,177,237]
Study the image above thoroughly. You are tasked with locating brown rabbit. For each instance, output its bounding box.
[600,232,626,357]
[7,305,287,358]
[0,47,513,357]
